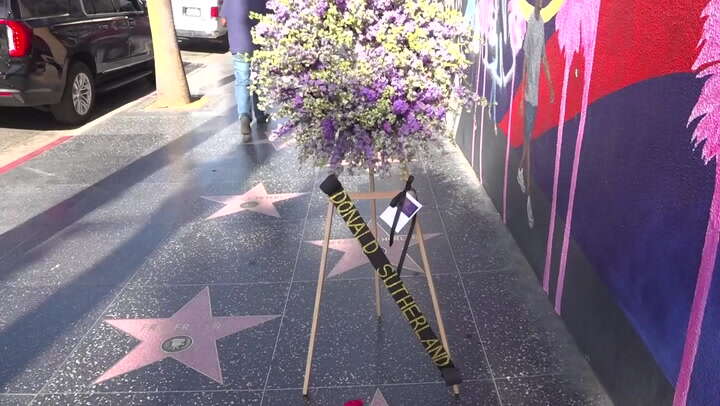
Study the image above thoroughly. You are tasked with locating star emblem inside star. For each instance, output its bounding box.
[93,287,279,385]
[202,183,306,219]
[308,226,441,278]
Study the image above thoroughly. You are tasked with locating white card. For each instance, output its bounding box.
[380,193,423,233]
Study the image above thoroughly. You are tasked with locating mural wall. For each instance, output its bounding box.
[457,0,720,405]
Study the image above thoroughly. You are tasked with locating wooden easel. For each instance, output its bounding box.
[303,171,461,397]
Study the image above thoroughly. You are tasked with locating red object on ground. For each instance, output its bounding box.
[344,400,363,406]
[0,136,72,175]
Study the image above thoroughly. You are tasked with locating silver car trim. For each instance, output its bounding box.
[102,55,154,73]
[54,16,127,27]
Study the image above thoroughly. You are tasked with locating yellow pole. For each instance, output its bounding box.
[147,0,191,107]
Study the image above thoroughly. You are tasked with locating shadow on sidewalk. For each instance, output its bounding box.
[0,105,282,390]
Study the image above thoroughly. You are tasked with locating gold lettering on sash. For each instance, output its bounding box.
[391,286,409,301]
[422,340,450,366]
[348,219,365,236]
[414,323,431,339]
[330,190,348,204]
[395,293,414,310]
[363,240,379,254]
[409,314,427,331]
[355,228,371,239]
[385,277,403,290]
[422,338,439,350]
[345,208,361,224]
[377,264,394,278]
[337,201,353,214]
[432,353,451,366]
[402,303,422,322]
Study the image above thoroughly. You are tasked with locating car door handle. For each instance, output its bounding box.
[100,24,109,30]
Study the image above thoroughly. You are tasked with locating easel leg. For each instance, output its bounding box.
[416,221,461,396]
[303,203,334,397]
[369,169,382,319]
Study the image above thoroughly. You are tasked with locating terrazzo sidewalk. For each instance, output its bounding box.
[0,58,612,406]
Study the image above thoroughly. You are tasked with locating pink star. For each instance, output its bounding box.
[371,388,390,406]
[94,287,279,384]
[308,227,441,278]
[202,183,306,219]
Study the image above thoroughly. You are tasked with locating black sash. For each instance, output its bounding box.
[320,174,462,386]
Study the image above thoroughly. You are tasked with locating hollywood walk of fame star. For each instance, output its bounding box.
[202,183,306,219]
[371,388,389,406]
[308,227,441,278]
[94,287,279,384]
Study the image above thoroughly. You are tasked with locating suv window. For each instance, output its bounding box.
[17,0,70,18]
[83,0,116,14]
[114,0,142,12]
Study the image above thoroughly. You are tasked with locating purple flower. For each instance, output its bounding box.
[321,116,336,141]
[359,87,380,102]
[421,86,442,103]
[392,99,410,115]
[382,121,393,134]
[315,0,329,17]
[252,0,472,173]
[399,114,422,136]
[293,94,304,109]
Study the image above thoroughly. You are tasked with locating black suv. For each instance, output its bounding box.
[0,0,153,124]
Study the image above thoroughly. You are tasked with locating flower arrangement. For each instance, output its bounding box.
[250,0,473,173]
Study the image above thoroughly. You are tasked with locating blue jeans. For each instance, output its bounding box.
[232,53,265,121]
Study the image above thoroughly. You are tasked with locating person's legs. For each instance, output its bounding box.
[525,104,537,180]
[233,54,252,139]
[522,102,537,182]
[524,102,537,228]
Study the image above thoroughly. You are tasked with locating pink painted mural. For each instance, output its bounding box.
[550,0,601,313]
[675,1,720,405]
[460,0,720,404]
[502,0,526,224]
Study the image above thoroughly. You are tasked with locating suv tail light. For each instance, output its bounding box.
[210,6,219,18]
[0,19,32,58]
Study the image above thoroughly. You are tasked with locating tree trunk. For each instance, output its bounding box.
[147,0,191,107]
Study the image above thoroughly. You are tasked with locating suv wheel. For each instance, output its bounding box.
[51,62,95,125]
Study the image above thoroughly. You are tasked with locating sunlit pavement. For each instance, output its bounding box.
[0,52,611,405]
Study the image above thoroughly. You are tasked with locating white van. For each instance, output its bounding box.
[172,0,228,41]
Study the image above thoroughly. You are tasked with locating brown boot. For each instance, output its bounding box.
[240,115,251,142]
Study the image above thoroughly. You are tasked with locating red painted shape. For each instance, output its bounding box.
[0,136,72,175]
[499,0,707,147]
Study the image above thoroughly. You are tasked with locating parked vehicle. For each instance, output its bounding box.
[172,0,227,43]
[0,0,154,124]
